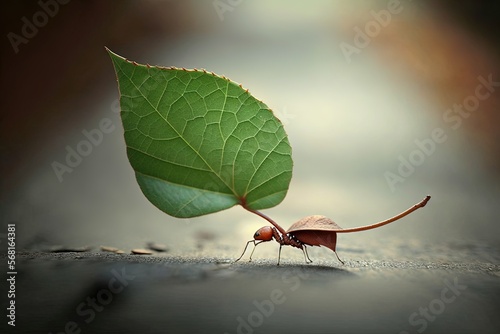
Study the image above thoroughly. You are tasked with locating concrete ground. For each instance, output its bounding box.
[7,237,500,334]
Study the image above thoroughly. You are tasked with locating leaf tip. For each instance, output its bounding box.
[105,47,120,60]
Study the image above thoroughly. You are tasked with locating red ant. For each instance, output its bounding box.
[236,196,431,265]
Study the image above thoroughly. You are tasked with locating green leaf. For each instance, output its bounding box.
[107,49,293,218]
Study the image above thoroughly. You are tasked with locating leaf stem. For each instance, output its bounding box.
[336,195,431,233]
[244,207,287,236]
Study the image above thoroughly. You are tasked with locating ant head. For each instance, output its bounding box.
[253,226,273,241]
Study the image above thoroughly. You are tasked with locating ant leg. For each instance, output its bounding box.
[334,251,345,265]
[234,240,255,262]
[303,246,313,263]
[248,241,258,261]
[277,244,283,266]
[248,240,266,261]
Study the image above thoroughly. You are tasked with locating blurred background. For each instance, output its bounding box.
[1,0,499,261]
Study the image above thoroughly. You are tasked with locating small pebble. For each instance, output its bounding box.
[147,242,168,252]
[49,245,92,253]
[131,248,153,255]
[100,245,126,254]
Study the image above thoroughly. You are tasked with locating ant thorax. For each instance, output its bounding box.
[269,226,283,242]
